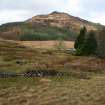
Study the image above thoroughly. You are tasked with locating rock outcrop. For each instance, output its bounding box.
[27,11,99,32]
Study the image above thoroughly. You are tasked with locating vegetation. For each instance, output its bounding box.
[0,22,24,31]
[81,31,97,55]
[75,27,97,55]
[97,27,105,58]
[20,26,77,41]
[0,23,77,41]
[1,74,105,105]
[54,39,66,50]
[0,39,105,105]
[74,26,87,49]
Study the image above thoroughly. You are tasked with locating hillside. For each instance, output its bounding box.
[27,11,100,32]
[0,11,103,41]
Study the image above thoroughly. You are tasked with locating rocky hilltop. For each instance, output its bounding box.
[27,11,99,32]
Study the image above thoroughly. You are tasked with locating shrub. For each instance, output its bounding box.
[75,47,83,56]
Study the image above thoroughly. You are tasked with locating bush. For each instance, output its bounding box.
[75,47,83,56]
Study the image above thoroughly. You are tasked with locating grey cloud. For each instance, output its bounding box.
[0,0,63,11]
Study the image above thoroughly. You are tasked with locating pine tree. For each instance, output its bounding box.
[74,26,87,49]
[97,27,105,58]
[81,31,97,55]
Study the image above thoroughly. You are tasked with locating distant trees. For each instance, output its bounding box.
[20,26,77,41]
[74,26,97,55]
[97,27,105,58]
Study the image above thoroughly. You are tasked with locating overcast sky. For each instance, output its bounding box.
[0,0,105,25]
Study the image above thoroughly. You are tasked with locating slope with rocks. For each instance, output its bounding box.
[27,11,99,32]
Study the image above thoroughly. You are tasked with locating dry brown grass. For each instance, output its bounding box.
[0,39,105,105]
[0,76,105,105]
[1,39,105,73]
[17,41,74,49]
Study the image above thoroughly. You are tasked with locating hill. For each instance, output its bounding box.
[27,11,100,32]
[0,11,103,41]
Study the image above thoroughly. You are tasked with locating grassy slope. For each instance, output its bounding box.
[0,22,77,41]
[0,39,105,105]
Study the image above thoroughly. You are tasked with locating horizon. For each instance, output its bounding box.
[0,0,105,25]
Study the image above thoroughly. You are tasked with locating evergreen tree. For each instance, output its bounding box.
[74,26,87,49]
[81,31,97,55]
[97,27,105,58]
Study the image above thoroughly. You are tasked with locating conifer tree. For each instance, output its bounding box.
[74,26,87,49]
[81,31,97,55]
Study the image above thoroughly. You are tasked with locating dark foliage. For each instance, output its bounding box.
[74,26,87,49]
[81,31,97,55]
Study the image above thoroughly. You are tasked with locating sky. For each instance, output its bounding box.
[0,0,105,25]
